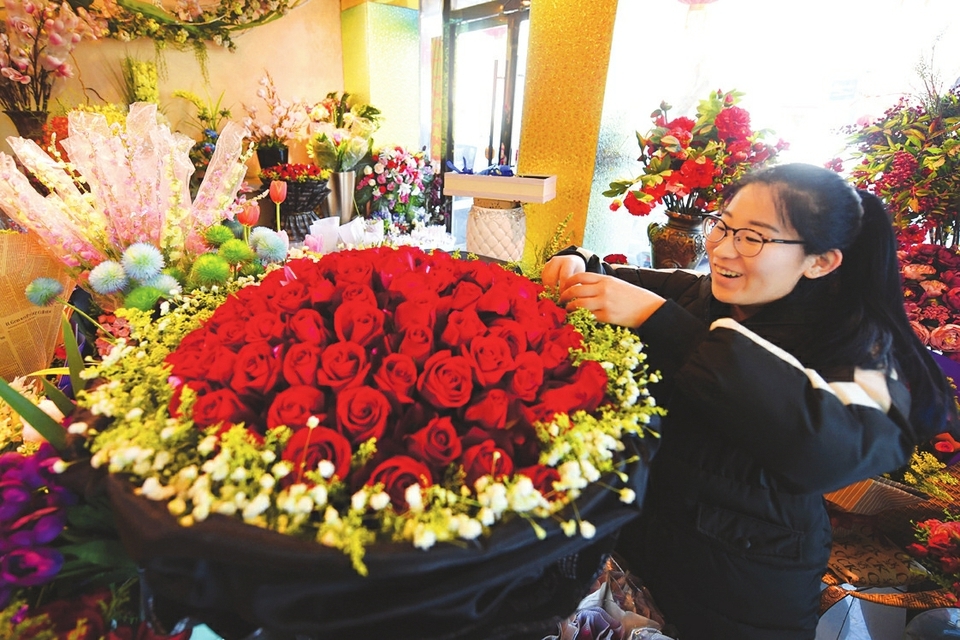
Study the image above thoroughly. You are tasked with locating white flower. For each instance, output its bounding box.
[309,485,328,507]
[579,520,596,539]
[351,489,368,511]
[369,491,390,511]
[197,435,218,455]
[67,421,89,435]
[561,519,577,537]
[318,460,335,479]
[457,517,483,540]
[619,488,636,504]
[404,484,424,513]
[413,524,437,550]
[242,493,271,520]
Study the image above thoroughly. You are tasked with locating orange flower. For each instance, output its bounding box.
[269,181,287,205]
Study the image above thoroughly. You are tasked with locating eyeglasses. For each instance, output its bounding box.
[702,215,805,258]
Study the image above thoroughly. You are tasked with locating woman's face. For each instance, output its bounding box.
[707,183,821,320]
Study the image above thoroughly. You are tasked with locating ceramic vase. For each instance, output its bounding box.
[647,211,706,269]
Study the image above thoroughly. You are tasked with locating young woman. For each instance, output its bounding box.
[542,163,957,639]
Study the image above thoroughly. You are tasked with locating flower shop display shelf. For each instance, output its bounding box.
[63,449,652,640]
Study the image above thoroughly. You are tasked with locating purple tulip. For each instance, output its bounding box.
[4,506,67,549]
[1,546,64,586]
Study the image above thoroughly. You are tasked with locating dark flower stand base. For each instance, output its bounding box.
[264,181,330,243]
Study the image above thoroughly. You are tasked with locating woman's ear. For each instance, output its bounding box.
[803,249,843,280]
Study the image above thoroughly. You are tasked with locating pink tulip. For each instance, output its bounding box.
[237,202,260,227]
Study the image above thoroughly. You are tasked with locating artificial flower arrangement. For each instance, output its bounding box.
[0,101,289,313]
[307,91,381,172]
[0,0,106,116]
[838,81,960,247]
[355,145,436,234]
[242,72,310,150]
[905,510,960,604]
[259,162,329,183]
[900,243,960,362]
[604,89,787,217]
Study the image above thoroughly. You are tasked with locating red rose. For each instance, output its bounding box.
[192,388,256,429]
[267,385,328,431]
[287,308,332,346]
[439,308,487,349]
[281,426,352,483]
[165,329,215,379]
[518,464,560,497]
[532,360,608,422]
[336,385,392,444]
[339,283,378,307]
[365,455,433,511]
[269,279,311,315]
[208,318,249,349]
[418,350,474,408]
[464,388,511,430]
[333,253,374,287]
[334,301,385,347]
[509,351,545,402]
[397,323,434,366]
[315,342,371,391]
[539,325,584,371]
[487,319,528,357]
[466,335,516,387]
[230,341,282,399]
[394,293,439,332]
[373,353,418,404]
[245,311,287,344]
[462,440,514,489]
[204,345,238,386]
[944,287,960,311]
[448,280,483,311]
[405,416,462,466]
[282,342,324,386]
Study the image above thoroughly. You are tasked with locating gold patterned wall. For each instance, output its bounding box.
[341,2,421,149]
[516,0,619,266]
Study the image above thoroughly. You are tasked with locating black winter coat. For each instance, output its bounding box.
[575,259,916,639]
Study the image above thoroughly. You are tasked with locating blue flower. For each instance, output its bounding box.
[145,274,182,296]
[88,261,128,294]
[121,243,164,283]
[249,228,288,264]
[24,277,64,306]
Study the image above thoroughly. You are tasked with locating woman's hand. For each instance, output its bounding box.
[558,272,666,328]
[541,255,586,292]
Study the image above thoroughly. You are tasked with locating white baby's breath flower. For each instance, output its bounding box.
[413,524,437,550]
[242,493,271,520]
[261,450,277,464]
[404,484,424,513]
[317,460,335,479]
[579,520,596,539]
[215,501,238,516]
[51,459,67,474]
[272,462,291,479]
[168,497,187,516]
[619,488,636,504]
[477,507,496,526]
[369,491,390,511]
[323,506,340,524]
[197,435,218,455]
[351,489,368,511]
[231,467,247,482]
[67,421,89,435]
[259,474,276,491]
[561,520,577,537]
[309,485,328,506]
[457,517,483,540]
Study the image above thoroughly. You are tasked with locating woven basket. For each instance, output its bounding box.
[278,180,330,216]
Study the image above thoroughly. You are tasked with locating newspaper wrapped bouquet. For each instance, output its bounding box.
[60,245,664,638]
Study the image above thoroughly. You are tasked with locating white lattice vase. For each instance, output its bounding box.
[466,201,525,262]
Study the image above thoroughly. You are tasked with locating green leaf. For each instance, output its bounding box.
[59,539,138,571]
[39,378,75,418]
[62,315,85,396]
[0,378,67,451]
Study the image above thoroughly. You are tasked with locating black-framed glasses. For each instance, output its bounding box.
[702,215,805,258]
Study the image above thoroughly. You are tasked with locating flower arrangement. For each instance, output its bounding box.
[71,245,663,576]
[355,145,435,234]
[242,72,310,150]
[120,56,159,105]
[174,89,232,190]
[307,92,381,172]
[259,162,330,183]
[905,510,960,604]
[605,89,786,217]
[0,101,285,313]
[0,0,106,115]
[838,83,960,247]
[899,243,960,362]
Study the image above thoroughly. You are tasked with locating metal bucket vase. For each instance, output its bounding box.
[327,170,358,225]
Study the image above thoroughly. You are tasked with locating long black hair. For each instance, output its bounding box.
[728,163,957,440]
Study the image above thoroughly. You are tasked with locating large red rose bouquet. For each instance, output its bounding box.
[80,246,663,574]
[900,243,960,363]
[604,89,787,217]
[905,512,960,604]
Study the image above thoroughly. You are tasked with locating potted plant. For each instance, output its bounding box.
[242,72,310,170]
[605,89,786,269]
